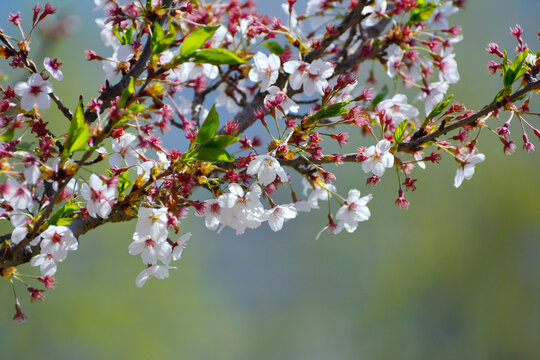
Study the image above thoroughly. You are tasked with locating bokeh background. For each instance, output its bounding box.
[1,1,539,359]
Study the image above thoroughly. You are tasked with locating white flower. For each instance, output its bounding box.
[14,74,53,111]
[302,178,336,209]
[103,45,134,81]
[80,174,117,219]
[283,60,308,90]
[416,81,449,115]
[109,133,143,167]
[264,86,299,115]
[95,17,121,49]
[303,59,334,96]
[376,94,419,124]
[361,0,387,27]
[196,199,223,231]
[135,264,176,287]
[284,59,333,96]
[439,51,459,84]
[31,253,58,277]
[129,232,172,265]
[136,161,155,182]
[246,154,288,186]
[135,207,169,242]
[453,150,485,188]
[335,190,373,233]
[425,1,458,31]
[24,163,41,185]
[361,140,395,177]
[35,225,78,261]
[248,52,280,91]
[414,152,426,170]
[170,232,191,262]
[386,44,403,78]
[171,62,219,82]
[11,225,29,245]
[43,57,64,81]
[10,214,30,245]
[4,178,33,211]
[267,204,298,232]
[218,184,266,235]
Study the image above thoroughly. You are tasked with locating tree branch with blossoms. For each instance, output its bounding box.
[0,0,539,323]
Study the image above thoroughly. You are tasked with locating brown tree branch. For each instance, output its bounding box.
[398,79,540,152]
[84,0,177,123]
[218,3,388,136]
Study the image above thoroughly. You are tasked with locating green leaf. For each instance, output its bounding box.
[113,25,134,45]
[63,99,91,156]
[408,1,438,24]
[192,48,247,65]
[0,128,14,142]
[117,171,133,194]
[151,22,176,55]
[306,101,351,127]
[203,135,240,149]
[118,76,135,109]
[393,119,409,145]
[48,200,80,226]
[425,94,453,122]
[194,105,220,144]
[504,49,531,90]
[180,26,219,57]
[263,41,284,55]
[128,103,146,114]
[371,85,389,109]
[193,146,235,162]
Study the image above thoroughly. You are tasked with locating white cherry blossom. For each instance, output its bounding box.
[135,264,176,287]
[361,139,395,177]
[454,150,485,188]
[247,154,288,186]
[218,184,266,235]
[32,225,78,261]
[171,62,219,82]
[129,232,172,265]
[43,57,64,81]
[170,232,191,262]
[416,81,449,115]
[302,178,336,209]
[439,51,460,84]
[109,133,143,167]
[248,52,280,91]
[264,86,299,115]
[14,74,53,111]
[361,0,387,27]
[31,253,58,277]
[103,45,134,81]
[267,204,298,232]
[426,1,458,31]
[376,94,419,124]
[386,44,403,78]
[335,190,373,233]
[283,60,308,91]
[197,199,223,231]
[135,207,169,242]
[4,178,33,211]
[80,174,117,219]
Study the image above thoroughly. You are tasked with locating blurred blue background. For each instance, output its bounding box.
[1,1,540,359]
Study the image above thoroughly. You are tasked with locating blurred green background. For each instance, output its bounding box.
[1,1,540,359]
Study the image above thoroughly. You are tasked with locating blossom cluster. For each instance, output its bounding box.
[0,0,538,321]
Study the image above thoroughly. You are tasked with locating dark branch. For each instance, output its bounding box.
[398,79,540,152]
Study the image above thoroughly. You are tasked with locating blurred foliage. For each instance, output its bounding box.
[1,1,539,359]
